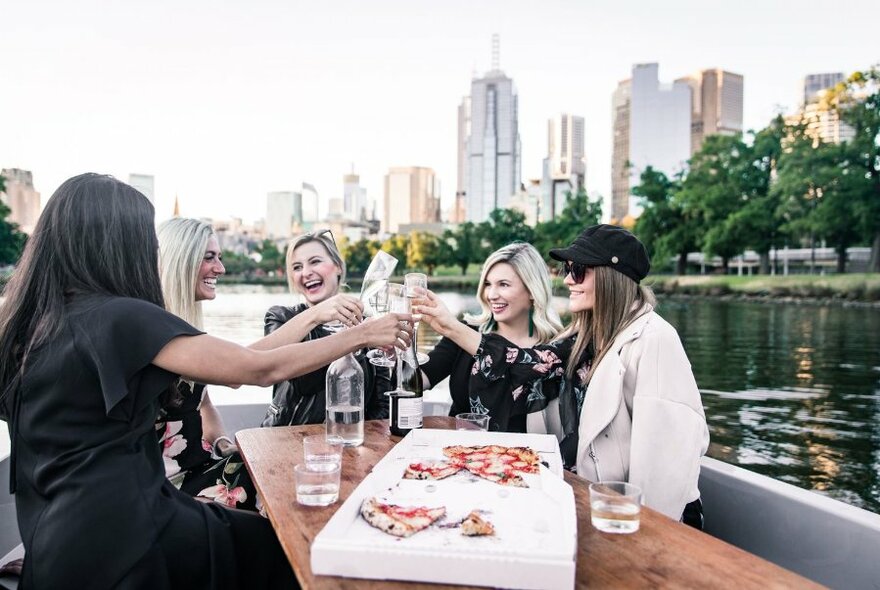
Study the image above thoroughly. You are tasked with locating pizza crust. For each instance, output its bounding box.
[461,511,495,536]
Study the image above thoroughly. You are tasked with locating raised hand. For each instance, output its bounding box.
[411,289,458,337]
[359,312,413,350]
[312,294,363,327]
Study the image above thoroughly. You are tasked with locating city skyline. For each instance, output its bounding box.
[1,0,877,225]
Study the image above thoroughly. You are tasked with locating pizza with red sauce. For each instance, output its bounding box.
[360,497,447,538]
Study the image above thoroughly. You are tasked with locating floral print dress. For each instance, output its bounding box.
[156,380,258,511]
[470,333,593,467]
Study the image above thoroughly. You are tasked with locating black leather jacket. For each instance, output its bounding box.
[261,304,391,427]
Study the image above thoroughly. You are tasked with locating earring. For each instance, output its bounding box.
[528,305,534,338]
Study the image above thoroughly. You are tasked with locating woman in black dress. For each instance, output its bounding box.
[419,242,562,432]
[261,230,391,427]
[0,174,411,589]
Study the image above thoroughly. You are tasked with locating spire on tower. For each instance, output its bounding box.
[491,33,500,73]
[173,194,180,217]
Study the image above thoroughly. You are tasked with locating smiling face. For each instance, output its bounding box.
[195,236,224,302]
[565,264,595,313]
[482,262,533,328]
[290,240,342,305]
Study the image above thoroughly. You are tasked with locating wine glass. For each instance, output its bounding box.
[360,251,398,316]
[367,282,396,367]
[404,272,430,365]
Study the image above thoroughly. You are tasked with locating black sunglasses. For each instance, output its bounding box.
[562,261,588,283]
[306,228,337,249]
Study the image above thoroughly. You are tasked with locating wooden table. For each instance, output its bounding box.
[237,418,820,589]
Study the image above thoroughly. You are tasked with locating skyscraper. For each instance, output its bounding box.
[265,191,302,239]
[0,168,41,234]
[803,72,845,105]
[684,69,744,154]
[128,173,155,204]
[544,113,586,219]
[343,166,368,222]
[610,64,691,221]
[383,166,440,234]
[610,80,632,223]
[456,96,470,203]
[463,35,521,222]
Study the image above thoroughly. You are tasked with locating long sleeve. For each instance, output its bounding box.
[627,324,710,519]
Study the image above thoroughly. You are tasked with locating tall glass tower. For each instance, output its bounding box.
[463,35,521,222]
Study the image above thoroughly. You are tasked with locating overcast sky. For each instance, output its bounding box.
[1,0,877,224]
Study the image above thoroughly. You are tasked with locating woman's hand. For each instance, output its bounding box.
[312,294,363,327]
[412,289,458,337]
[358,312,413,350]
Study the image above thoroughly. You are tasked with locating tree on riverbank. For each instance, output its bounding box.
[827,66,880,272]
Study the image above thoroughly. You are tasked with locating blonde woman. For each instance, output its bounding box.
[262,230,392,426]
[156,217,257,509]
[418,225,708,528]
[419,242,563,432]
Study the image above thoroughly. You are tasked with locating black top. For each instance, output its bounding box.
[422,326,531,433]
[9,294,251,588]
[262,304,391,427]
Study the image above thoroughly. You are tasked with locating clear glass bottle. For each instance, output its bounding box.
[325,351,365,446]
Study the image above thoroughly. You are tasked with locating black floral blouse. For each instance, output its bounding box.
[470,333,593,466]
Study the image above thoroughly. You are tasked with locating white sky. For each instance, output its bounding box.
[1,0,877,225]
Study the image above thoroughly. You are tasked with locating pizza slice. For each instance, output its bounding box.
[360,497,447,538]
[461,510,495,536]
[403,460,463,480]
[461,458,528,487]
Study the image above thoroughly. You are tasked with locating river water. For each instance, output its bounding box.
[1,285,878,514]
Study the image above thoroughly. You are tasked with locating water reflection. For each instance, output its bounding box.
[206,288,880,514]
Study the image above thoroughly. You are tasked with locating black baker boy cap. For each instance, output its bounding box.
[549,224,651,284]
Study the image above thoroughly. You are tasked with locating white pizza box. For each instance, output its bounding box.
[311,428,577,589]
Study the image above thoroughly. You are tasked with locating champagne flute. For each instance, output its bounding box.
[404,272,430,365]
[367,282,396,368]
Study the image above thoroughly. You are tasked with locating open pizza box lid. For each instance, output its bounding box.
[311,428,576,589]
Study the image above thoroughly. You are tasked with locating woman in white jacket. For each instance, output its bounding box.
[416,225,709,528]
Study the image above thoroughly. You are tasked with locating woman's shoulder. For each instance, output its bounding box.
[69,293,166,320]
[265,303,308,323]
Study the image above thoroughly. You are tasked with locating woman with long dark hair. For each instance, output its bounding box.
[0,173,410,588]
[417,225,708,527]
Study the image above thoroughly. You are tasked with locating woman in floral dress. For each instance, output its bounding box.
[417,225,708,528]
[155,217,257,509]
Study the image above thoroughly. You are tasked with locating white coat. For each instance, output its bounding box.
[574,307,709,520]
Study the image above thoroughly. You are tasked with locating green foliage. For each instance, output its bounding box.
[477,208,534,254]
[342,238,380,277]
[381,234,409,269]
[256,239,285,274]
[221,250,258,276]
[828,66,880,271]
[406,231,442,275]
[440,221,482,275]
[0,174,28,265]
[632,167,694,274]
[532,188,601,264]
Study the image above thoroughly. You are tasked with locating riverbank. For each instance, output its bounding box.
[216,273,880,304]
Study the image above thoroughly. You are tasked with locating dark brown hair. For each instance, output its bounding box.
[0,173,164,415]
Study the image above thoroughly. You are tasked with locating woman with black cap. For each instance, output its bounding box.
[416,224,708,528]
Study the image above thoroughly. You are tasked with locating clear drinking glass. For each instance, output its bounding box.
[589,481,642,534]
[303,434,343,470]
[404,272,430,365]
[455,412,490,430]
[294,462,341,506]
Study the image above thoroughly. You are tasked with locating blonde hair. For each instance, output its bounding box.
[286,230,346,298]
[565,266,655,381]
[465,243,562,344]
[157,218,214,330]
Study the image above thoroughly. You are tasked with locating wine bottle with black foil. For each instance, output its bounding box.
[387,338,423,437]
